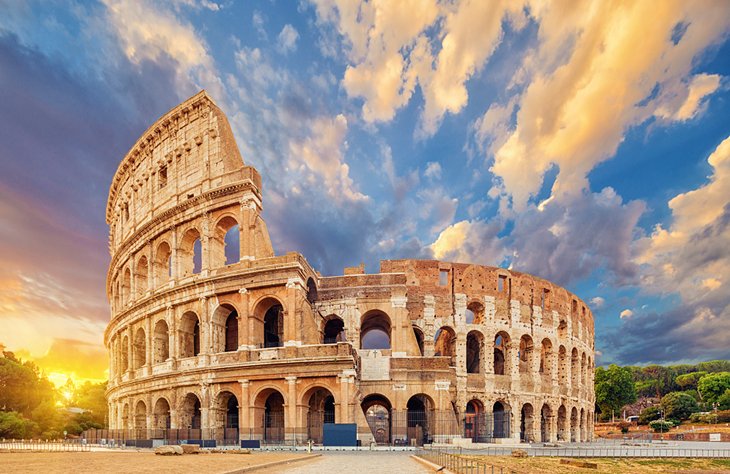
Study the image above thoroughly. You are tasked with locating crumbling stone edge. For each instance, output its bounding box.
[221,453,322,474]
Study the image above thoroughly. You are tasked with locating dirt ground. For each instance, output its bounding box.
[0,450,314,474]
[464,455,730,473]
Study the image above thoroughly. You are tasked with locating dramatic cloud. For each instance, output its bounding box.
[277,24,299,53]
[620,309,633,319]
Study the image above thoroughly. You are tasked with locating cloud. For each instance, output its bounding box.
[590,296,605,309]
[655,73,722,121]
[431,220,507,265]
[424,161,442,180]
[252,11,267,40]
[488,1,730,211]
[619,309,633,319]
[277,24,299,53]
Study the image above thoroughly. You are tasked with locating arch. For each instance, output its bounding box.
[558,317,568,339]
[179,311,201,358]
[580,407,586,442]
[122,267,131,306]
[153,319,169,363]
[211,304,239,353]
[180,227,202,277]
[493,401,510,438]
[360,311,391,350]
[253,297,285,348]
[361,394,392,445]
[519,335,534,374]
[571,348,579,387]
[557,404,567,441]
[253,388,285,443]
[434,326,456,360]
[413,326,424,356]
[303,386,336,444]
[570,407,579,442]
[323,315,345,344]
[466,330,484,374]
[465,399,487,442]
[406,394,434,446]
[306,277,317,304]
[113,278,120,311]
[132,327,146,369]
[540,403,552,442]
[179,393,202,429]
[520,403,534,443]
[581,352,587,386]
[466,301,485,325]
[134,400,147,431]
[214,390,239,441]
[135,255,149,298]
[212,215,239,267]
[121,403,130,430]
[539,338,553,377]
[120,335,129,373]
[154,241,172,286]
[153,397,171,430]
[494,331,511,375]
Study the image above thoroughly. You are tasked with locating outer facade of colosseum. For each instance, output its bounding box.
[104,91,595,446]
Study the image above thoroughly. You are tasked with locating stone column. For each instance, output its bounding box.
[170,225,178,281]
[238,288,250,349]
[239,380,250,439]
[423,295,436,357]
[338,372,352,423]
[126,326,133,374]
[390,295,407,354]
[145,316,152,373]
[284,278,303,346]
[285,376,297,442]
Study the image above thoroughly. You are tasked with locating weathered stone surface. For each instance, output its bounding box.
[104,91,595,447]
[181,444,200,454]
[511,449,528,458]
[154,445,182,456]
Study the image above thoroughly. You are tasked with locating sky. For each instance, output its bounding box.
[1,0,729,386]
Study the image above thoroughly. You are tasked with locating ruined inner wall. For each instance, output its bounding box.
[104,91,594,445]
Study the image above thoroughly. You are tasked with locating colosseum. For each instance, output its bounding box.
[103,91,595,447]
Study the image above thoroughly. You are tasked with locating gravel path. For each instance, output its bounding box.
[268,451,432,473]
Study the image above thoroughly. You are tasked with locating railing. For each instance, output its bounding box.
[436,445,730,459]
[0,439,90,452]
[417,447,518,474]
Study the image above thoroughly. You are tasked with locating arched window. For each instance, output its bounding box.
[494,332,510,375]
[264,304,284,348]
[122,267,131,306]
[133,328,146,369]
[519,335,534,374]
[225,310,238,352]
[153,319,169,363]
[360,311,391,350]
[135,256,149,298]
[180,228,202,276]
[413,326,424,356]
[212,216,239,267]
[323,316,345,344]
[154,242,172,286]
[465,301,485,325]
[434,326,456,358]
[466,331,483,374]
[180,311,201,358]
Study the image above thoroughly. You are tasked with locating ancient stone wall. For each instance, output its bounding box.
[105,91,595,445]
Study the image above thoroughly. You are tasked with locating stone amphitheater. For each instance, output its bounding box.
[104,91,595,446]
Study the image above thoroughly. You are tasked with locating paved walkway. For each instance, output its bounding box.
[269,451,432,473]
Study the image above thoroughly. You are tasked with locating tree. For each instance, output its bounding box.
[73,382,108,427]
[660,392,699,421]
[698,372,730,404]
[676,372,707,392]
[595,365,637,419]
[0,411,37,438]
[639,406,661,425]
[717,389,730,411]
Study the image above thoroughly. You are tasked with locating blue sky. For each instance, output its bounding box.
[0,0,729,382]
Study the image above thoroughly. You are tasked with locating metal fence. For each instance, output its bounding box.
[417,448,518,474]
[445,445,730,459]
[0,439,90,452]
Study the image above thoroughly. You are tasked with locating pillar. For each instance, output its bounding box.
[284,278,303,346]
[238,288,250,349]
[285,376,297,441]
[239,380,250,439]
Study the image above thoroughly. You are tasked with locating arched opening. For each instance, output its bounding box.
[494,332,510,375]
[304,387,336,444]
[180,228,202,277]
[263,304,284,348]
[520,403,534,443]
[211,304,239,353]
[406,394,433,446]
[362,394,391,445]
[179,311,201,358]
[214,391,239,442]
[466,330,484,374]
[557,405,567,441]
[113,278,120,311]
[558,318,568,338]
[153,319,169,363]
[153,398,171,430]
[180,393,202,431]
[154,241,172,286]
[434,326,456,364]
[134,400,147,432]
[306,278,317,304]
[581,352,587,386]
[121,335,129,373]
[360,311,391,350]
[571,348,579,387]
[323,316,345,344]
[539,338,553,378]
[466,301,485,325]
[261,391,285,443]
[493,401,510,438]
[413,326,424,356]
[212,216,239,267]
[465,399,487,442]
[580,408,586,442]
[519,335,534,374]
[132,328,146,369]
[122,267,131,306]
[570,407,578,442]
[540,404,552,442]
[135,256,149,298]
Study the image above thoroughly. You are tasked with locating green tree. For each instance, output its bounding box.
[676,372,707,392]
[595,365,637,419]
[0,411,38,438]
[638,406,661,424]
[698,372,730,404]
[73,382,108,426]
[718,390,730,410]
[660,392,699,421]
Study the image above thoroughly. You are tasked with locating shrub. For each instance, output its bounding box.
[689,412,718,424]
[660,392,699,421]
[717,410,730,423]
[617,421,631,433]
[718,389,730,410]
[639,406,661,425]
[649,420,673,432]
